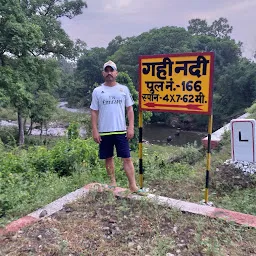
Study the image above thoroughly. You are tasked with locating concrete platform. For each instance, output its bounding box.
[0,183,255,235]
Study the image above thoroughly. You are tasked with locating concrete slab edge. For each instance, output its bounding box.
[0,187,90,235]
[0,183,255,236]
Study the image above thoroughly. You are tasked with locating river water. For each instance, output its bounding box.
[0,102,206,146]
[57,102,207,146]
[143,123,206,146]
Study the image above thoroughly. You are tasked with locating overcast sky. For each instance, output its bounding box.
[61,0,256,59]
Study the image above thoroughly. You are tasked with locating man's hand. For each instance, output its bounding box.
[92,130,102,144]
[126,126,134,140]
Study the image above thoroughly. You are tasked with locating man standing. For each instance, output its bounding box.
[90,60,146,195]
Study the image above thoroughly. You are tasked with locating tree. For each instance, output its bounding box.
[210,17,233,39]
[0,0,87,145]
[187,18,210,36]
[106,36,126,56]
[73,47,107,106]
[29,91,58,136]
[213,59,256,124]
[188,17,233,39]
[55,57,76,99]
[110,26,193,87]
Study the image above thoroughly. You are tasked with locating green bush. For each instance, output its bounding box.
[50,138,100,176]
[67,122,80,140]
[28,146,54,173]
[0,126,18,146]
[0,138,103,220]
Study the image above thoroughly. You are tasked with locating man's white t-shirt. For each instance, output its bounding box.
[90,83,134,133]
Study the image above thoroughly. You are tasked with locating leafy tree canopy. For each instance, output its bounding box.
[0,0,87,144]
[188,17,233,39]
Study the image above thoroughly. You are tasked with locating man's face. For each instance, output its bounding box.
[102,66,118,82]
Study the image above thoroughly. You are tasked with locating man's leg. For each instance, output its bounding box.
[99,135,116,187]
[115,134,139,192]
[123,158,138,192]
[105,157,117,187]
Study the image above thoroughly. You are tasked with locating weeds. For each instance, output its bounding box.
[1,192,255,255]
[0,128,255,242]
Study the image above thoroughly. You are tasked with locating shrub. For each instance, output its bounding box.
[0,126,18,146]
[0,138,103,220]
[50,138,100,176]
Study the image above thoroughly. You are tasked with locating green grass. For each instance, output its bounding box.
[0,131,255,228]
[51,108,90,124]
[1,191,255,256]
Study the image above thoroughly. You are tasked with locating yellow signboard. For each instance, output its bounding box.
[139,52,214,114]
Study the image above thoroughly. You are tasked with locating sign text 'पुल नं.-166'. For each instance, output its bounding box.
[139,52,214,114]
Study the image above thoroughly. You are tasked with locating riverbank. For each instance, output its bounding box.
[143,123,206,146]
[0,104,207,147]
[0,104,88,138]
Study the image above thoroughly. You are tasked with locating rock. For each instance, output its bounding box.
[128,242,135,247]
[224,159,256,175]
[173,226,178,233]
[65,207,73,213]
[137,245,142,251]
[167,136,172,142]
[39,210,48,218]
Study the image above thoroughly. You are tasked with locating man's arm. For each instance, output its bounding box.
[126,105,134,140]
[91,109,101,143]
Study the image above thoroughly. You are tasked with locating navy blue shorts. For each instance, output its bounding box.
[99,134,130,159]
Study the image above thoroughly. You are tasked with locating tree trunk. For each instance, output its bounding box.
[18,110,25,145]
[28,119,33,135]
[40,122,43,139]
[45,122,48,136]
[23,118,27,135]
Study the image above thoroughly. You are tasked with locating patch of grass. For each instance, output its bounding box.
[217,188,256,215]
[0,168,104,227]
[51,108,90,124]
